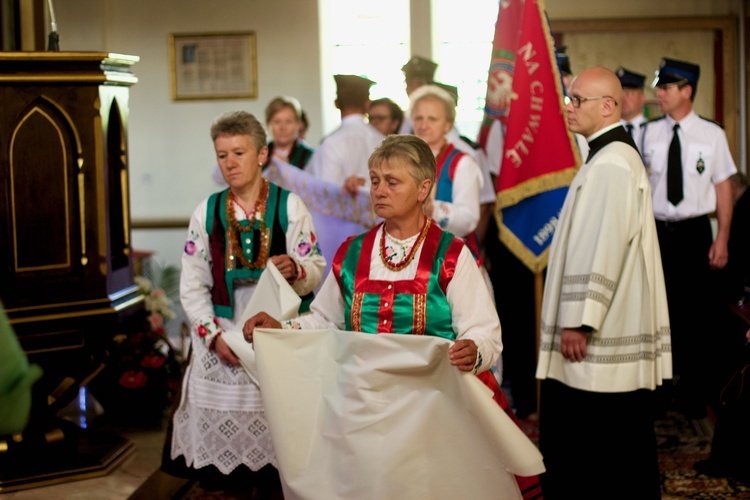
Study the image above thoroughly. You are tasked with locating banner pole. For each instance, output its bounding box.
[535,270,543,415]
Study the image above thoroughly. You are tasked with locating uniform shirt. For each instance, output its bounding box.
[485,120,504,177]
[307,114,385,185]
[641,110,737,221]
[620,113,646,153]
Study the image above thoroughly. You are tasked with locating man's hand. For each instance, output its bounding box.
[560,328,589,362]
[708,239,729,270]
[449,339,478,372]
[242,312,282,343]
[214,335,240,367]
[343,176,366,195]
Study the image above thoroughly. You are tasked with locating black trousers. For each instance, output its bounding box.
[539,379,661,500]
[656,215,714,413]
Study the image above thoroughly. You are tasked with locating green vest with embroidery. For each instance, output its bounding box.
[207,183,313,318]
[332,222,463,339]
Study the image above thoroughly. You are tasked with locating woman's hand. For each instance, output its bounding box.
[449,339,478,372]
[243,312,282,343]
[214,335,241,367]
[269,255,297,280]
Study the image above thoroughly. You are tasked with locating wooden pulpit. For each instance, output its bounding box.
[0,52,143,491]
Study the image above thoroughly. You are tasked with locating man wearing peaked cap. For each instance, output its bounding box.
[399,56,438,134]
[651,57,700,94]
[307,74,384,193]
[641,57,737,420]
[616,67,647,152]
[401,55,438,95]
[334,74,376,105]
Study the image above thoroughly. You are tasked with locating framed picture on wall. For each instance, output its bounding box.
[169,32,257,100]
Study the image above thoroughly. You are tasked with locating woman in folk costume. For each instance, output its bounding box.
[409,84,486,266]
[264,96,315,169]
[244,134,543,499]
[171,111,326,498]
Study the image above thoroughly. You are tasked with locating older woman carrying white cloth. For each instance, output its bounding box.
[244,135,543,499]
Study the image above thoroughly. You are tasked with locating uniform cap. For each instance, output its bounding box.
[615,67,646,89]
[433,82,458,105]
[401,56,438,80]
[652,57,700,88]
[334,74,376,101]
[556,46,571,76]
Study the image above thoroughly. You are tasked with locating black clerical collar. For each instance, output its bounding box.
[586,124,638,163]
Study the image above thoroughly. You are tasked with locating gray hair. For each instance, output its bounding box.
[210,111,267,151]
[368,134,435,193]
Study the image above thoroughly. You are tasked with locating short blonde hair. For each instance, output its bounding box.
[210,111,267,151]
[408,84,456,124]
[368,134,435,192]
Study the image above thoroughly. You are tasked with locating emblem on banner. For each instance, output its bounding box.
[485,59,516,120]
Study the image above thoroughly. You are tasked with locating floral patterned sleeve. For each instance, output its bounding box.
[179,198,223,348]
[284,192,327,296]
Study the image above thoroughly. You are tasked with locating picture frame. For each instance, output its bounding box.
[169,31,257,101]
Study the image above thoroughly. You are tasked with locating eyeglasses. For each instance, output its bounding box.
[564,95,618,108]
[368,115,392,123]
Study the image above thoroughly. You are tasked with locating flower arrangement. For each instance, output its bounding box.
[91,259,184,427]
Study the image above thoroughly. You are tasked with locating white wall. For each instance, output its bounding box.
[54,0,322,267]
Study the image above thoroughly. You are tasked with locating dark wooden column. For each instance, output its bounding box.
[0,50,142,356]
[0,53,144,490]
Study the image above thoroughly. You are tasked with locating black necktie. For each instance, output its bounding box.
[626,123,634,138]
[667,123,683,205]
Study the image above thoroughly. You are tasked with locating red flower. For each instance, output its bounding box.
[148,312,164,331]
[141,354,166,369]
[119,370,148,389]
[197,324,209,337]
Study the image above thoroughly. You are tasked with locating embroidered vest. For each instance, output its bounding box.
[434,144,483,265]
[332,222,464,339]
[265,139,314,170]
[207,184,312,318]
